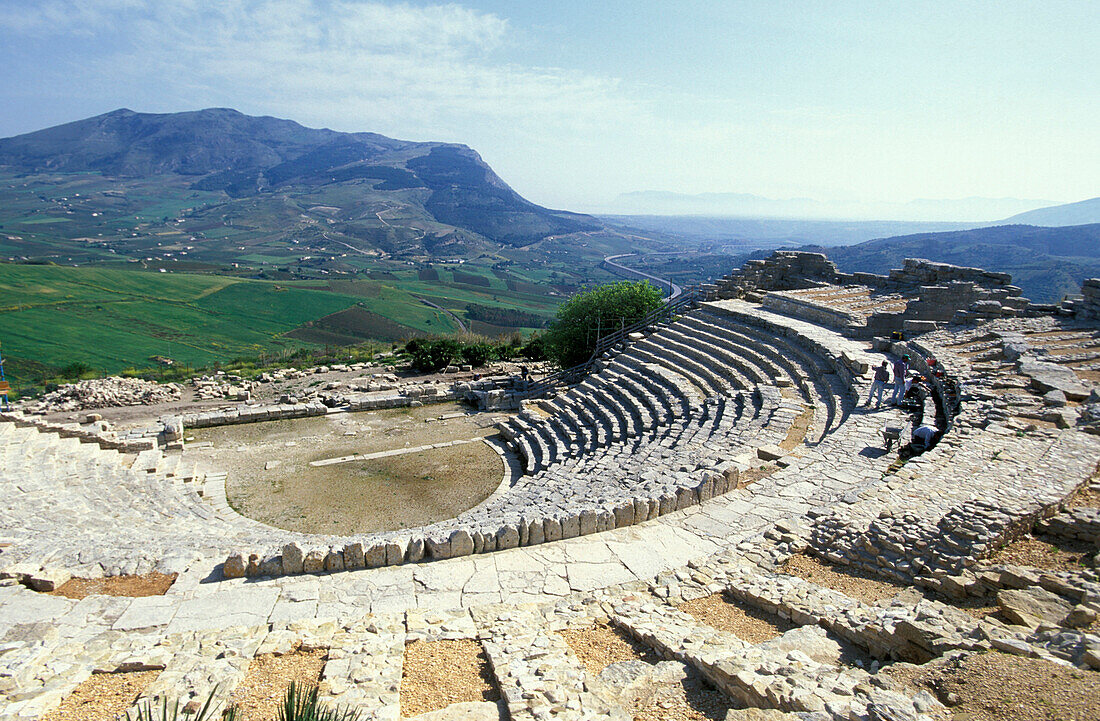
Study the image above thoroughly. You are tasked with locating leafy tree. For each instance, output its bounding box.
[544,280,664,367]
[404,338,460,372]
[458,342,495,367]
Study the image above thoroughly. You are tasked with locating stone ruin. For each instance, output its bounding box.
[1,251,1099,720]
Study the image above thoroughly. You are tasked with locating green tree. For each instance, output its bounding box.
[545,280,664,367]
[404,338,460,372]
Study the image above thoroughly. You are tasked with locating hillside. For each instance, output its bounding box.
[816,223,1100,303]
[0,108,598,260]
[1002,197,1100,227]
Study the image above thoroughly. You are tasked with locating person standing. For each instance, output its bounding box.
[890,354,910,405]
[865,360,890,408]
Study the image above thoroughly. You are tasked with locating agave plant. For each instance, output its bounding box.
[278,681,361,721]
[125,687,238,721]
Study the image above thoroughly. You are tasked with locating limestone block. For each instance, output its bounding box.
[343,543,366,570]
[697,474,715,502]
[527,518,545,545]
[426,535,452,560]
[496,525,520,550]
[614,501,635,528]
[675,486,696,511]
[246,554,262,576]
[757,444,784,462]
[258,555,283,577]
[385,540,406,566]
[26,568,71,592]
[544,517,563,542]
[579,510,598,535]
[561,514,580,539]
[633,498,650,523]
[223,553,247,579]
[450,529,475,557]
[597,510,614,532]
[406,538,425,563]
[659,493,677,516]
[997,586,1074,628]
[324,550,345,573]
[365,543,387,568]
[282,543,304,574]
[303,550,325,574]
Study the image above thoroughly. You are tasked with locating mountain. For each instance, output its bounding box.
[0,108,597,250]
[1002,197,1100,227]
[816,223,1100,303]
[606,191,1056,222]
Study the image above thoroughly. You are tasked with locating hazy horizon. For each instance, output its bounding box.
[1,1,1096,220]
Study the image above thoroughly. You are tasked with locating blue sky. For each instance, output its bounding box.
[0,1,1096,218]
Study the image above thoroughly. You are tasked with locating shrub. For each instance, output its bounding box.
[458,342,495,368]
[404,337,460,372]
[544,280,664,367]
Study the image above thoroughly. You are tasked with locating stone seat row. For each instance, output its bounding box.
[502,307,857,475]
[0,423,299,577]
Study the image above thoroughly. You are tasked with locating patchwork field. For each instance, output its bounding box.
[0,258,576,394]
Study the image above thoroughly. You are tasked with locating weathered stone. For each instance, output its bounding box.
[343,542,366,570]
[495,525,519,550]
[324,550,345,572]
[303,550,325,574]
[282,543,304,574]
[406,537,425,563]
[449,529,474,557]
[997,586,1074,628]
[223,553,246,579]
[385,540,406,566]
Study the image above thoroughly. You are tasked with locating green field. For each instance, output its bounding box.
[0,260,580,393]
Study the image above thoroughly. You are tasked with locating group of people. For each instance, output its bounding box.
[864,354,913,409]
[864,353,943,456]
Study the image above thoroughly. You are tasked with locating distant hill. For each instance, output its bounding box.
[1002,197,1100,227]
[0,108,596,250]
[607,191,1057,222]
[815,223,1100,303]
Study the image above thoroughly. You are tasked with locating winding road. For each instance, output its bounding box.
[602,253,683,299]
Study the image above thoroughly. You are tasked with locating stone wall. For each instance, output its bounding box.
[1073,278,1100,320]
[718,251,1037,330]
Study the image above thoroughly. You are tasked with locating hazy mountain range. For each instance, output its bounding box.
[808,223,1100,303]
[609,190,1068,223]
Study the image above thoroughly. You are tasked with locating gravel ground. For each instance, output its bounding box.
[228,648,327,721]
[781,553,909,604]
[884,650,1100,721]
[628,670,737,721]
[678,593,793,643]
[989,535,1093,573]
[194,403,507,534]
[48,572,176,599]
[781,554,999,619]
[779,404,814,451]
[400,639,499,717]
[558,621,659,676]
[39,670,160,721]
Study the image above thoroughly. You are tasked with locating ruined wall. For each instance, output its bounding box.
[718,251,1038,329]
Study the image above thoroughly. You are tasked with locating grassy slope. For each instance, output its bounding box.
[0,265,468,386]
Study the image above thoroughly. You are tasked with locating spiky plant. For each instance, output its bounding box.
[125,687,238,721]
[277,681,361,721]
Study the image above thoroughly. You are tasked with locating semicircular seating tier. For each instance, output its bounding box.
[2,298,1097,586]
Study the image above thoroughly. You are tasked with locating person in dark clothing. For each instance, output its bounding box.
[865,361,890,408]
[890,354,910,405]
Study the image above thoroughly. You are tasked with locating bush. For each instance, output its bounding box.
[544,281,664,367]
[458,342,495,367]
[404,337,460,372]
[520,334,548,361]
